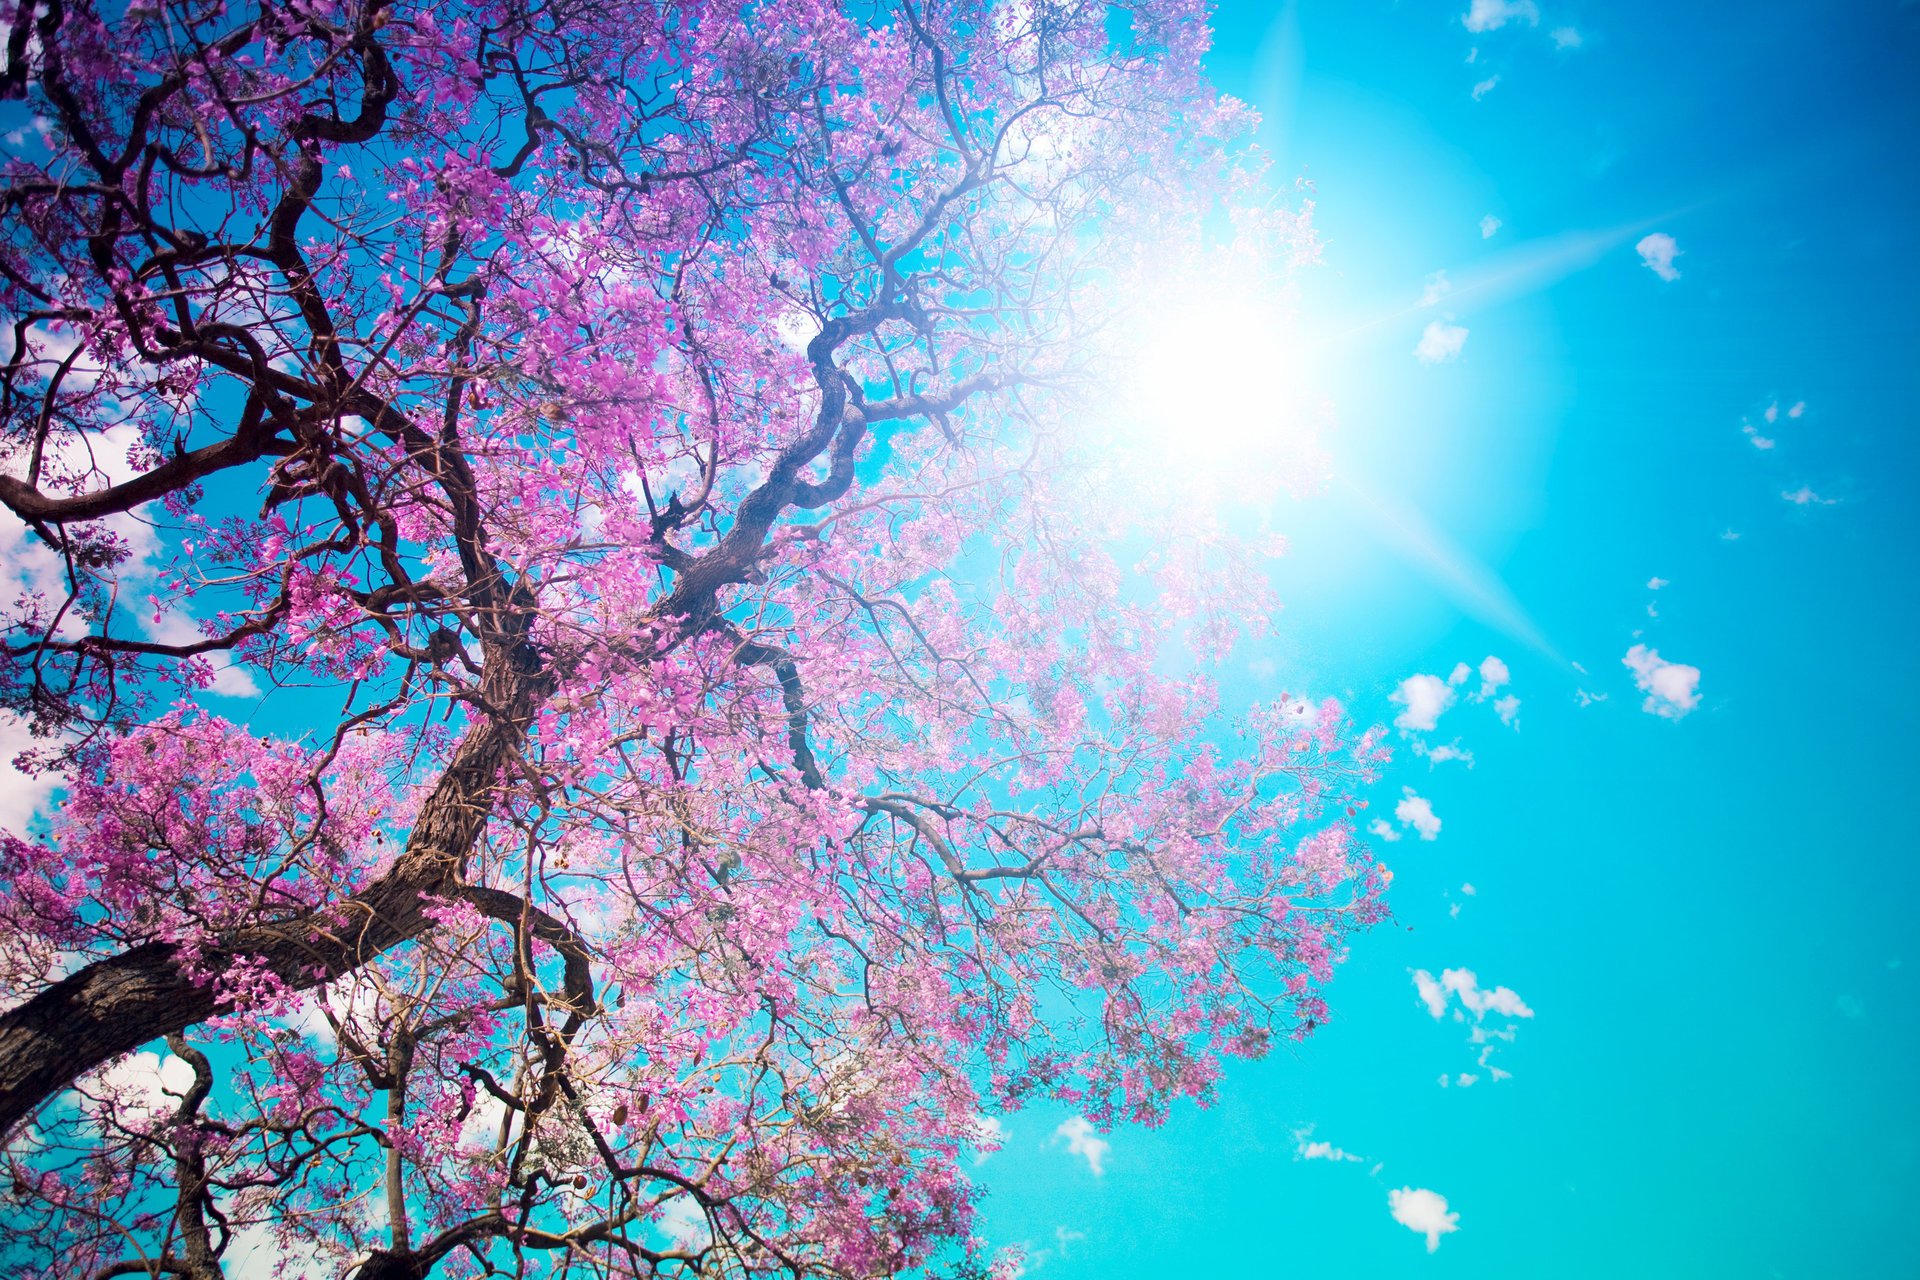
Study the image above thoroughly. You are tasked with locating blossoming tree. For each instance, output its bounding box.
[0,0,1387,1273]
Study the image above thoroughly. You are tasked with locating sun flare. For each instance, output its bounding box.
[1113,290,1319,471]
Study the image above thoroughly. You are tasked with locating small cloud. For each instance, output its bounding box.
[1423,741,1475,767]
[972,1116,1009,1164]
[1454,1072,1480,1087]
[1622,644,1701,719]
[1420,270,1454,307]
[1368,817,1403,843]
[1442,967,1534,1019]
[1493,694,1520,727]
[1294,1127,1365,1164]
[1392,673,1456,732]
[1782,486,1837,506]
[1636,232,1682,282]
[1720,528,1741,541]
[1447,663,1472,686]
[1574,688,1608,707]
[1476,654,1509,700]
[1743,422,1775,450]
[1460,883,1477,896]
[658,1195,712,1250]
[1462,0,1538,32]
[1550,25,1584,48]
[1415,320,1470,364]
[1480,214,1503,239]
[1647,577,1668,590]
[1836,994,1865,1019]
[1389,1187,1461,1253]
[1788,401,1806,418]
[1413,969,1450,1019]
[1471,74,1501,101]
[80,1050,197,1121]
[1764,402,1779,424]
[1054,1116,1109,1176]
[1396,787,1442,841]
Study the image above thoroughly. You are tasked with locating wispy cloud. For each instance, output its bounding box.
[1782,486,1837,506]
[1462,0,1538,33]
[1294,1126,1366,1164]
[1415,320,1470,363]
[1053,1117,1109,1176]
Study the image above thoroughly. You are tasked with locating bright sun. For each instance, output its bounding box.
[1114,290,1318,471]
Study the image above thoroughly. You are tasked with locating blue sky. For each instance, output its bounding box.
[975,1,1920,1274]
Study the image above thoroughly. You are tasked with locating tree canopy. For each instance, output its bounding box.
[0,0,1386,1274]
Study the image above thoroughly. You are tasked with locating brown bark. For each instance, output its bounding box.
[0,644,549,1139]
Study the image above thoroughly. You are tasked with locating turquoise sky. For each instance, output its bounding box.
[976,1,1920,1274]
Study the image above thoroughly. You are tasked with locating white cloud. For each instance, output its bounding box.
[973,1116,1009,1164]
[223,1219,347,1280]
[1294,1127,1365,1164]
[1413,969,1450,1019]
[1054,1116,1109,1177]
[1720,528,1741,541]
[1389,1187,1461,1253]
[1369,817,1403,843]
[1782,486,1837,506]
[1446,968,1534,1019]
[145,611,261,698]
[1423,741,1475,767]
[1647,577,1668,591]
[1414,968,1534,1022]
[1550,25,1584,48]
[1461,883,1477,896]
[1636,232,1682,282]
[657,1194,712,1249]
[1447,663,1472,686]
[1743,422,1775,450]
[1480,214,1503,239]
[1622,644,1702,719]
[1474,654,1512,710]
[1395,788,1442,841]
[1493,694,1520,727]
[1471,75,1501,101]
[1788,401,1806,418]
[1462,0,1538,32]
[76,1050,197,1123]
[1420,270,1453,307]
[1392,673,1456,731]
[0,713,60,836]
[1415,320,1470,364]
